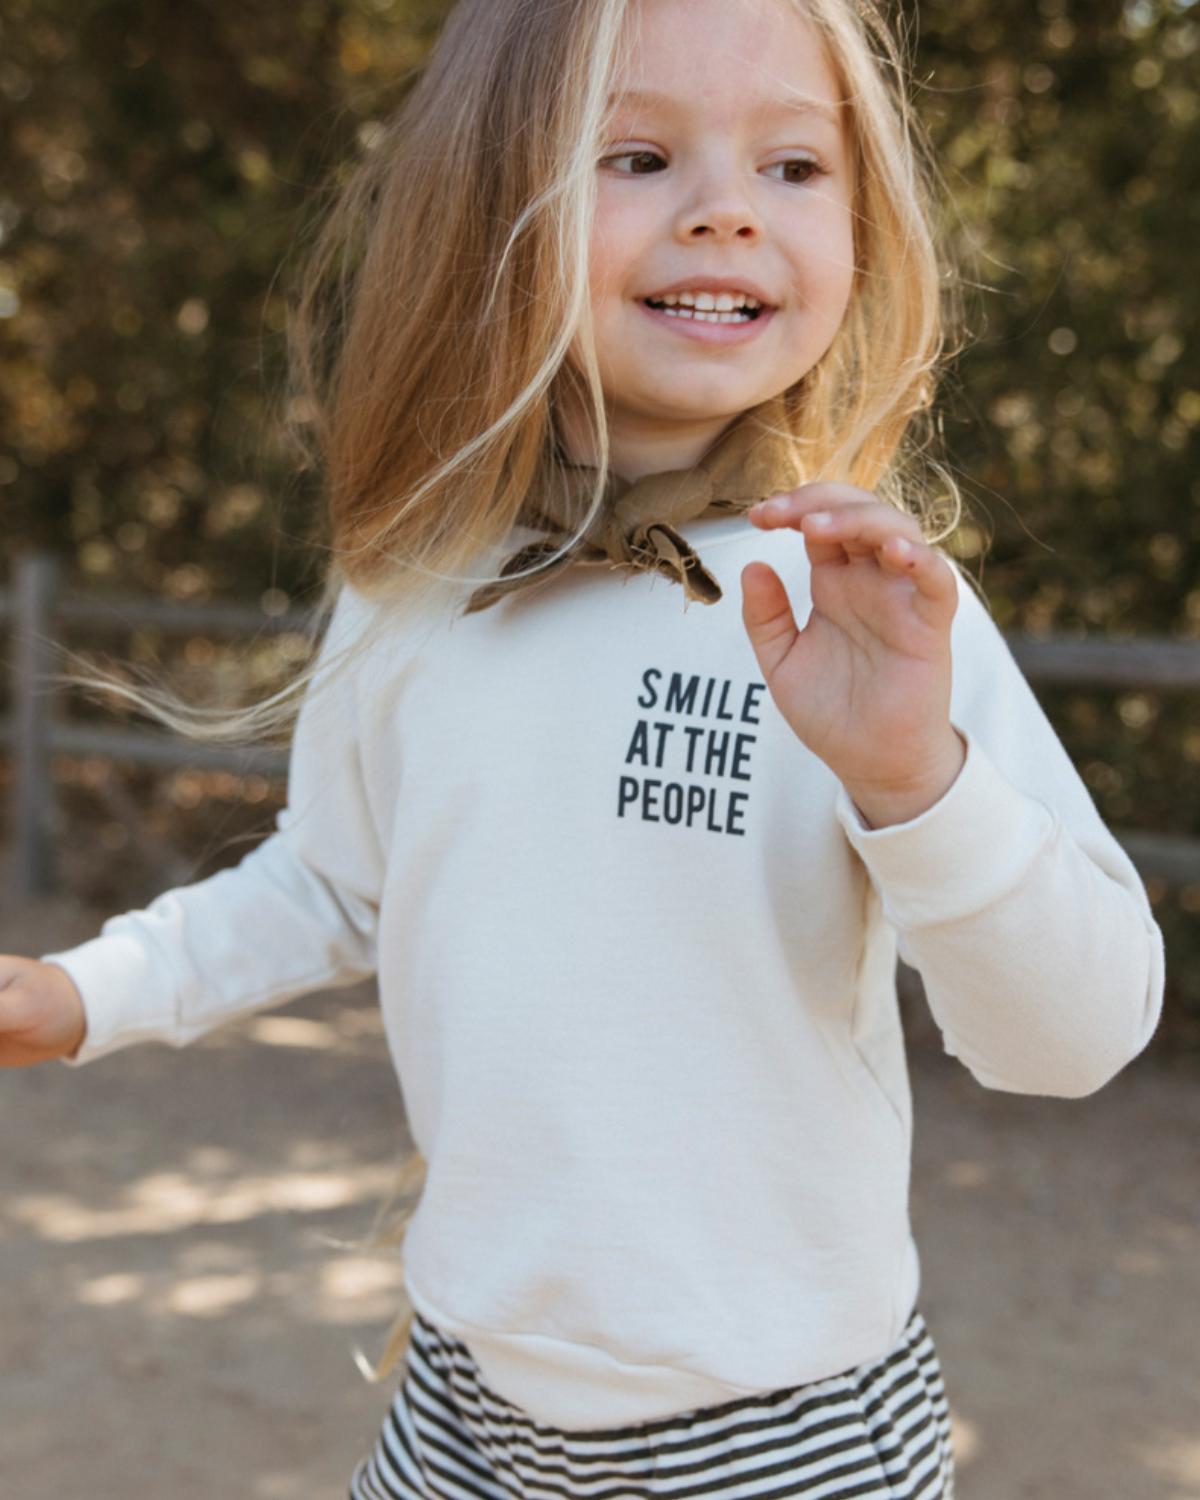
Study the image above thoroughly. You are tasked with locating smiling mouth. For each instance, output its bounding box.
[643,291,766,324]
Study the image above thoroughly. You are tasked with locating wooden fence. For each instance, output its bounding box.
[0,554,307,897]
[3,551,1200,898]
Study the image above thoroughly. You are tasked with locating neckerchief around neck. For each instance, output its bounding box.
[465,400,803,614]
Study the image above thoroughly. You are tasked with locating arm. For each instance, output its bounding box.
[742,485,1163,1098]
[13,586,387,1066]
[838,586,1162,1096]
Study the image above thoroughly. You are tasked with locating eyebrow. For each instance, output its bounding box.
[606,88,844,129]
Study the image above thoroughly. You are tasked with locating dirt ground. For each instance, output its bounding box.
[2,893,1199,1500]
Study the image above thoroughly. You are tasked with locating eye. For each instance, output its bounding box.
[763,157,822,185]
[601,149,667,175]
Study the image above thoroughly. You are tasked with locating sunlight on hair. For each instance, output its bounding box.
[304,0,956,604]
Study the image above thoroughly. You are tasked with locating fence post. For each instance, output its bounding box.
[10,552,59,900]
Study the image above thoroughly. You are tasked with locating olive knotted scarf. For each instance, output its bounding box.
[466,401,803,614]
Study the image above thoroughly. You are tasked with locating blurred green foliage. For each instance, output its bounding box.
[919,0,1200,645]
[2,0,1196,614]
[0,0,452,607]
[2,0,1200,1013]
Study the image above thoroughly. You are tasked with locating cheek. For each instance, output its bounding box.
[824,248,857,329]
[588,195,654,294]
[804,209,856,322]
[587,205,620,286]
[586,243,621,312]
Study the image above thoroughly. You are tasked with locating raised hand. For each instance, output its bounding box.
[0,956,87,1066]
[741,482,965,828]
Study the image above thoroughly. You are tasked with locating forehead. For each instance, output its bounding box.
[611,0,845,128]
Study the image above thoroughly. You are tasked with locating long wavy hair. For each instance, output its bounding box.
[292,0,955,610]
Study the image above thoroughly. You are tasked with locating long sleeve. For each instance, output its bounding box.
[838,578,1164,1098]
[48,589,387,1064]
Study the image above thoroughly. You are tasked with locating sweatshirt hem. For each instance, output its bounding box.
[405,1244,921,1431]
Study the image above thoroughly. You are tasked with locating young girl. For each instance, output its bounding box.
[0,0,1163,1496]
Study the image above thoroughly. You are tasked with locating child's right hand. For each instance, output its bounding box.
[0,957,87,1066]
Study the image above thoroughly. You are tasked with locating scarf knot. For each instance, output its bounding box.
[466,400,802,614]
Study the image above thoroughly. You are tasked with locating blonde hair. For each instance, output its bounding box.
[292,0,628,605]
[293,0,956,611]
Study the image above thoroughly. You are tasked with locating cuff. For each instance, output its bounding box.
[836,730,1057,931]
[44,927,179,1066]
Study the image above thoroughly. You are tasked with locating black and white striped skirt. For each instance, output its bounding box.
[349,1311,955,1500]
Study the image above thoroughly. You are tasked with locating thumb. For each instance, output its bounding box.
[741,561,799,680]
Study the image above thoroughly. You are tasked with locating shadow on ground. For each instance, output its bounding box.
[2,896,1198,1499]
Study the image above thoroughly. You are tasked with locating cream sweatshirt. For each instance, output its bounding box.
[49,515,1163,1427]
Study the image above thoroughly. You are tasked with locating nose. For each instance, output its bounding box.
[675,165,763,244]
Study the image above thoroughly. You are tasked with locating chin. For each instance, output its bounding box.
[662,395,780,425]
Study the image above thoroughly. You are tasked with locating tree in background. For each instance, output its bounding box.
[916,0,1200,870]
[920,0,1199,639]
[0,0,451,608]
[2,0,1196,621]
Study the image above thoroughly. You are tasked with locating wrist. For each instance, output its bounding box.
[843,731,967,830]
[40,962,88,1061]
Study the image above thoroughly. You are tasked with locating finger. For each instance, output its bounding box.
[748,482,881,531]
[876,534,959,616]
[800,504,926,556]
[740,561,800,678]
[803,520,959,636]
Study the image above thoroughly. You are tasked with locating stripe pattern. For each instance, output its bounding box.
[349,1312,954,1500]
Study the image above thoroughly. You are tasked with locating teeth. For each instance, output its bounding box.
[646,290,764,322]
[660,307,752,323]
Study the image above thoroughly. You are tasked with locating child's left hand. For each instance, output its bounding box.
[741,482,966,829]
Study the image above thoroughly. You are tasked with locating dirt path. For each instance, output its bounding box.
[2,896,1198,1499]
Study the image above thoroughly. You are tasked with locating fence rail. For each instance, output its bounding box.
[4,552,1200,898]
[1,555,309,897]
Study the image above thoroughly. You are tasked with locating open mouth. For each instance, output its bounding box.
[644,291,765,325]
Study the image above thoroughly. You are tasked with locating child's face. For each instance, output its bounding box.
[585,0,855,472]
